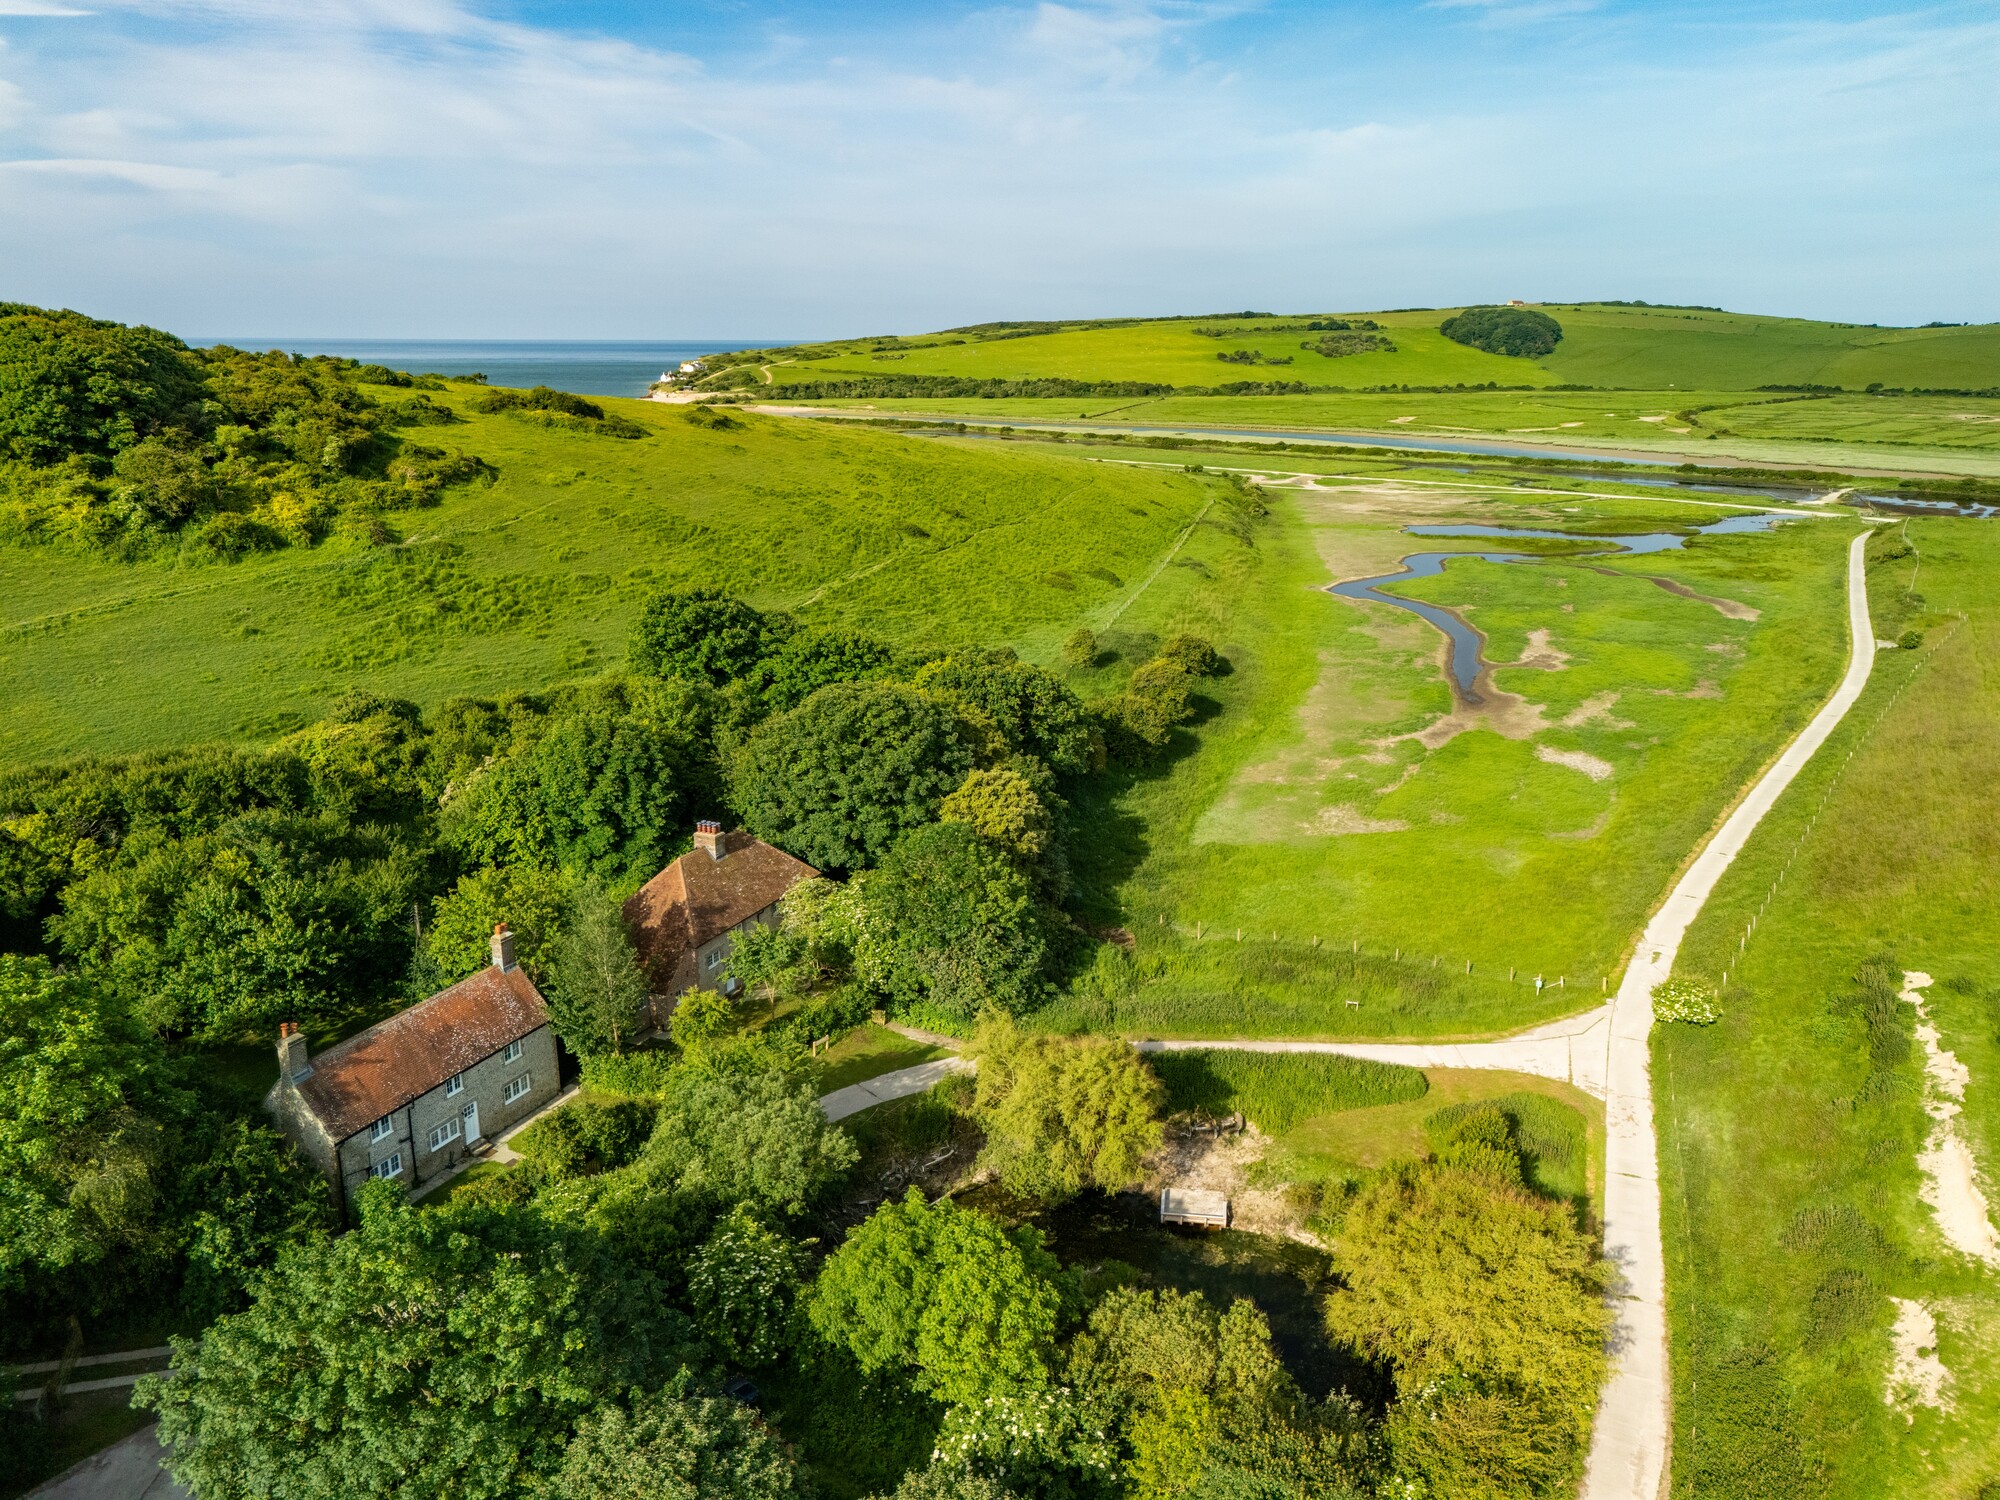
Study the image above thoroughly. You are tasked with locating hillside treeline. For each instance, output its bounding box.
[0,304,503,558]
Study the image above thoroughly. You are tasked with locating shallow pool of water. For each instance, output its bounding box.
[1330,514,1790,697]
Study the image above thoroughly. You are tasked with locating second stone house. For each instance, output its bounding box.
[265,924,561,1213]
[623,820,817,1026]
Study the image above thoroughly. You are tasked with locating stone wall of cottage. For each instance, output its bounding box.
[330,1025,561,1209]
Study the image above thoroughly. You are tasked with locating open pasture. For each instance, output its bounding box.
[1045,468,1855,1038]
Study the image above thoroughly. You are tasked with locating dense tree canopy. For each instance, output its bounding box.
[547,1385,805,1500]
[856,821,1048,1022]
[139,1186,696,1500]
[639,1058,859,1216]
[630,587,774,686]
[810,1188,1067,1407]
[1439,306,1564,359]
[0,304,208,464]
[731,681,982,871]
[1326,1112,1609,1499]
[545,882,650,1056]
[915,652,1097,775]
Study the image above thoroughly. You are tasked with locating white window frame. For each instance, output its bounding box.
[369,1116,394,1143]
[444,1072,465,1098]
[371,1152,403,1180]
[504,1072,532,1104]
[503,1039,524,1065]
[705,947,724,971]
[428,1118,462,1152]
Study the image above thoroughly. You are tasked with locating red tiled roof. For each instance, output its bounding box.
[623,831,817,993]
[294,965,548,1142]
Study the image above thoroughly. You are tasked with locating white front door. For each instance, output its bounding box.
[461,1101,480,1142]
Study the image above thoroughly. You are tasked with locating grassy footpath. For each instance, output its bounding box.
[0,395,1209,761]
[1049,470,1852,1037]
[1656,518,2000,1497]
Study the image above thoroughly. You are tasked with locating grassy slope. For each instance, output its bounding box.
[0,392,1211,762]
[1656,518,2000,1497]
[1046,459,1851,1037]
[766,305,2000,397]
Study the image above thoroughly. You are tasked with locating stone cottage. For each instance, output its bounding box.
[623,820,817,1026]
[266,924,560,1213]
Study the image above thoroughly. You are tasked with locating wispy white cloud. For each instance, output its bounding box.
[0,1,1991,333]
[0,1,92,14]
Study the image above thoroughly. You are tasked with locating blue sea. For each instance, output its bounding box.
[187,338,786,398]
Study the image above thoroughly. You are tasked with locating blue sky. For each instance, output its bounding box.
[0,1,1993,337]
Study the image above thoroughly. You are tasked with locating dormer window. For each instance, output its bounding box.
[445,1073,465,1098]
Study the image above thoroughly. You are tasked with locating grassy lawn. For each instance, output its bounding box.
[815,1024,947,1093]
[0,390,1212,762]
[1041,466,1854,1038]
[1655,516,2000,1497]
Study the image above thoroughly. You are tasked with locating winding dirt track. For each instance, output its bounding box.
[832,528,1878,1499]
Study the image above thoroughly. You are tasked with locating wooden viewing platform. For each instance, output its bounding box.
[1159,1188,1230,1229]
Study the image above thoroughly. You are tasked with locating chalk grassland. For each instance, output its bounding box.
[761,304,2000,397]
[0,392,1211,762]
[1045,471,1852,1038]
[1655,519,2000,1498]
[766,312,1553,390]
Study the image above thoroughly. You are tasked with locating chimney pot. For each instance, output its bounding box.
[491,922,517,972]
[694,820,725,861]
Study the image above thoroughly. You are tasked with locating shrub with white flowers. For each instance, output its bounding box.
[1652,977,1722,1026]
[688,1205,807,1369]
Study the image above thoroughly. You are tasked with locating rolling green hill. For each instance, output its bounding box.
[737,304,2000,396]
[0,389,1211,762]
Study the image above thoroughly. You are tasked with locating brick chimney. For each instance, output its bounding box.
[491,922,517,972]
[693,820,726,861]
[276,1022,311,1083]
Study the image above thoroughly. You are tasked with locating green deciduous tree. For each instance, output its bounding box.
[0,955,180,1298]
[668,987,737,1050]
[731,682,981,872]
[939,765,1066,899]
[1326,1145,1609,1500]
[742,627,892,714]
[1060,628,1100,671]
[630,587,773,686]
[1438,306,1564,359]
[968,1019,1163,1203]
[49,810,426,1039]
[452,688,694,883]
[0,304,209,464]
[546,882,649,1055]
[642,1061,858,1216]
[1066,1286,1373,1500]
[426,863,572,984]
[138,1186,694,1500]
[916,652,1097,775]
[856,822,1047,1023]
[547,1384,804,1500]
[809,1188,1066,1406]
